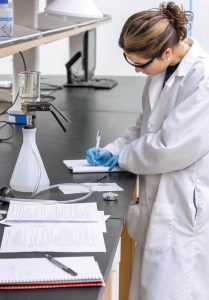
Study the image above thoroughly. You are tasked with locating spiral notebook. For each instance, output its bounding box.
[0,256,105,290]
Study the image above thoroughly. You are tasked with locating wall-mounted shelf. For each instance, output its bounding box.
[0,14,111,58]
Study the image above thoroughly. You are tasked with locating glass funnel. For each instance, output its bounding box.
[18,71,41,126]
[18,71,41,103]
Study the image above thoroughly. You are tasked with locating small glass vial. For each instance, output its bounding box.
[0,0,13,37]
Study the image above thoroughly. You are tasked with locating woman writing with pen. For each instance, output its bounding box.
[86,2,209,300]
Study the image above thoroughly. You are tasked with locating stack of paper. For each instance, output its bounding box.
[0,201,108,253]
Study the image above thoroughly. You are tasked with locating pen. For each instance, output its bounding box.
[96,175,108,182]
[95,130,102,153]
[45,254,77,276]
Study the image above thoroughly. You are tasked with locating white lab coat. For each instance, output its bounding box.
[105,38,209,300]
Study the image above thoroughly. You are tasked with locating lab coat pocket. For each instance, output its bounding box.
[127,203,140,243]
[145,202,173,254]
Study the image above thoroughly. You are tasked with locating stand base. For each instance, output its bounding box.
[64,78,117,89]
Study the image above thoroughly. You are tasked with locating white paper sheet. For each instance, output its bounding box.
[59,182,123,194]
[63,159,125,173]
[2,211,108,233]
[0,224,106,253]
[5,201,100,223]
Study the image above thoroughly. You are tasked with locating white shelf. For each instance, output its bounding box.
[38,13,110,36]
[0,14,111,58]
[0,24,41,47]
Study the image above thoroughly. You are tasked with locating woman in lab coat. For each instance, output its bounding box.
[87,2,209,299]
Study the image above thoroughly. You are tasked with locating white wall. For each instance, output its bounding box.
[94,0,188,76]
[192,1,209,51]
[0,0,207,77]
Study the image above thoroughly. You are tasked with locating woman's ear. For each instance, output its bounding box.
[162,48,173,60]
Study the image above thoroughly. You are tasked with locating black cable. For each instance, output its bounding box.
[0,51,26,116]
[18,51,27,71]
[40,82,63,102]
[0,91,19,116]
[0,121,14,142]
[40,94,56,101]
[40,83,63,91]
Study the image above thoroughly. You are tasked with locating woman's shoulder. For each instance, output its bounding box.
[181,40,209,87]
[183,58,209,87]
[184,38,209,77]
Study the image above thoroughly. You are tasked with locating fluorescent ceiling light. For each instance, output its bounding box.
[45,0,103,19]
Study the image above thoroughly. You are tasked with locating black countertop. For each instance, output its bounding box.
[0,75,145,300]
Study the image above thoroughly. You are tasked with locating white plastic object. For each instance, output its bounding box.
[0,80,12,88]
[10,128,50,192]
[0,0,13,37]
[103,192,118,201]
[45,0,103,18]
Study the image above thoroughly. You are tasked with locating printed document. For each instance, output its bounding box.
[0,224,106,253]
[0,202,108,253]
[4,201,100,223]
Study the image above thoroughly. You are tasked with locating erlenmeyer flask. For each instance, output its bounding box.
[10,128,50,192]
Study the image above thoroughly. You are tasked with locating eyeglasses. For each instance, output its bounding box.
[123,52,156,69]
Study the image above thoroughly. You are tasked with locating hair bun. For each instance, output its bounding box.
[161,2,177,19]
[159,1,193,36]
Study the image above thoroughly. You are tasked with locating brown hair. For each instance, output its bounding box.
[119,2,193,59]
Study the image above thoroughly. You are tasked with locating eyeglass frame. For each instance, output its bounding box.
[123,52,157,69]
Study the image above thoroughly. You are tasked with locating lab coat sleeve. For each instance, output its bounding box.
[118,79,209,174]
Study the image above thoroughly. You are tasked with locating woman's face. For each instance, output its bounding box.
[124,52,171,76]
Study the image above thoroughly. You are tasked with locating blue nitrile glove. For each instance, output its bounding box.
[86,147,112,166]
[86,147,99,165]
[103,154,119,171]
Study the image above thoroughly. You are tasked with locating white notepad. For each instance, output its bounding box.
[63,159,125,173]
[0,256,104,289]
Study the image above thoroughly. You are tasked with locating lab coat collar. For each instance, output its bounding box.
[174,37,202,77]
[164,39,202,89]
[148,38,203,109]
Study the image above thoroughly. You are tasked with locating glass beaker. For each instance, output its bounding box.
[18,71,41,104]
